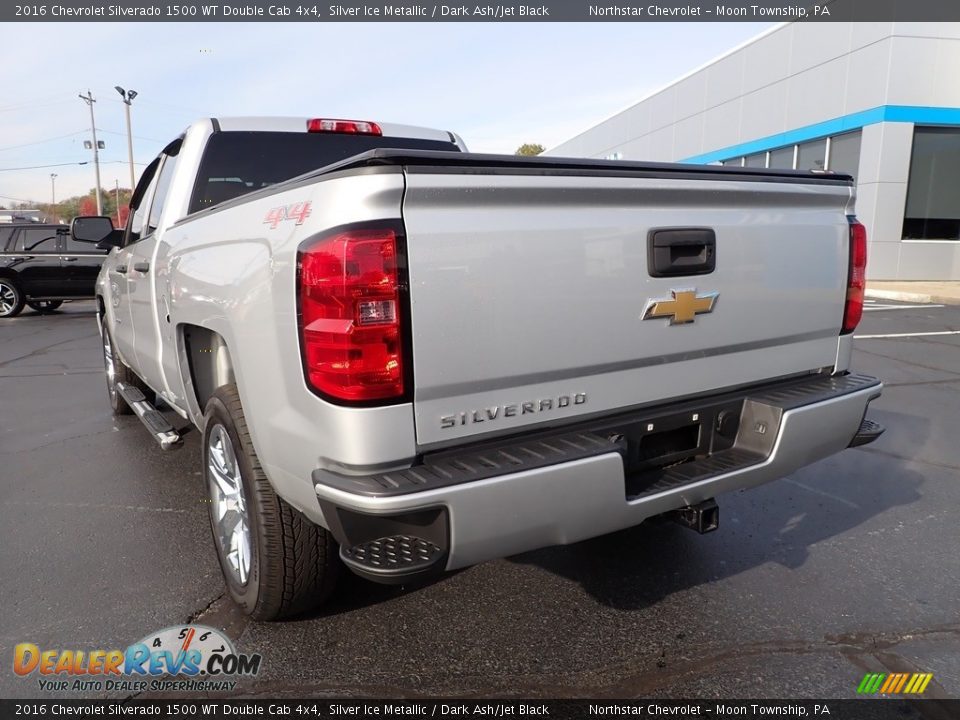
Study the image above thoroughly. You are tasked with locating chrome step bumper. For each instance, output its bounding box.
[315,372,883,578]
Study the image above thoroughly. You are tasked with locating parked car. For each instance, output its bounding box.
[0,223,108,317]
[81,116,883,620]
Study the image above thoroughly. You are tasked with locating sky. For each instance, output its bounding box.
[0,21,775,206]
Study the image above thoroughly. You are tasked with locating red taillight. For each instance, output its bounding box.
[298,225,404,402]
[306,118,382,136]
[842,219,868,334]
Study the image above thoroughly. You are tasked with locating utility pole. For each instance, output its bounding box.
[115,179,121,226]
[79,90,103,215]
[115,86,138,191]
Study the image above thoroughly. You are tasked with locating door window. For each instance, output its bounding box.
[17,227,60,253]
[0,227,15,251]
[147,154,180,235]
[125,158,161,246]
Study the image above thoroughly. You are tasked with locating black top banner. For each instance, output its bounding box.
[4,0,960,22]
[1,699,956,719]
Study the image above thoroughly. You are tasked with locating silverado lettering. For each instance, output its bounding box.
[440,393,588,428]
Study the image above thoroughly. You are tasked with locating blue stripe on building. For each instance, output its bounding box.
[680,105,960,165]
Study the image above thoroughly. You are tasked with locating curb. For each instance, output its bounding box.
[865,289,960,305]
[866,289,934,303]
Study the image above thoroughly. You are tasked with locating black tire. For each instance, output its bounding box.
[99,320,155,416]
[27,300,63,313]
[0,278,25,318]
[203,384,340,620]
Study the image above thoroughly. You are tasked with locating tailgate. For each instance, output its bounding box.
[402,169,852,447]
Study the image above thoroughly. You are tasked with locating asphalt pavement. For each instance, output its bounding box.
[1,298,958,700]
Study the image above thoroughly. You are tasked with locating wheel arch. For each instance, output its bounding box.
[180,324,237,422]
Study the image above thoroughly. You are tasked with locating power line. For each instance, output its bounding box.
[96,127,164,143]
[0,93,75,112]
[0,193,45,204]
[0,161,89,172]
[0,130,88,153]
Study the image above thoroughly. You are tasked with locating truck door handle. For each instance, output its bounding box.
[647,228,716,277]
[133,262,150,273]
[115,264,128,274]
[62,256,79,262]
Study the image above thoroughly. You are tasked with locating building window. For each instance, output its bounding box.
[903,127,960,240]
[827,131,861,179]
[797,138,827,171]
[769,146,794,169]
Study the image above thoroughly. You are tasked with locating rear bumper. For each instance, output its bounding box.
[314,373,882,580]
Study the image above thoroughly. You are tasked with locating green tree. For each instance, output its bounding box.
[515,143,545,156]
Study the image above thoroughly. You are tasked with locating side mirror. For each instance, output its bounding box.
[96,230,124,250]
[71,216,114,244]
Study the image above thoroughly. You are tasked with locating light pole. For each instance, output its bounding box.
[50,173,58,222]
[79,90,103,215]
[115,86,138,192]
[115,179,121,226]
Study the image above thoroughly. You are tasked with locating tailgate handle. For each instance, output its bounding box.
[648,228,716,277]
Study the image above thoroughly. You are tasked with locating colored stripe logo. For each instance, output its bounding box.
[857,672,933,694]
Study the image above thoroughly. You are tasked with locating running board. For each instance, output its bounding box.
[116,381,184,451]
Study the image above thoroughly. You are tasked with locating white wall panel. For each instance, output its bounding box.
[788,22,852,74]
[702,100,741,150]
[933,39,960,106]
[742,27,793,93]
[875,122,914,183]
[674,74,706,120]
[886,36,940,105]
[898,243,960,280]
[673,114,704,159]
[704,52,745,109]
[893,22,960,40]
[785,59,849,129]
[739,84,789,142]
[645,126,675,161]
[867,240,901,279]
[851,22,894,50]
[646,87,676,132]
[845,39,892,112]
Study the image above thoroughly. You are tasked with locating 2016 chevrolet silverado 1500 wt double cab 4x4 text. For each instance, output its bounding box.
[75,115,885,620]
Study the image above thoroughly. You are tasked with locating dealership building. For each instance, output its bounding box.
[547,22,960,280]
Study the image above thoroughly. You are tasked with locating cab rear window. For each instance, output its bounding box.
[189,131,458,214]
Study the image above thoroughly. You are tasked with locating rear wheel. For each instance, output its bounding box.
[0,279,25,318]
[203,384,340,620]
[27,300,63,313]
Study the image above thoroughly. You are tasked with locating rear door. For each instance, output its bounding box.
[13,226,62,296]
[61,233,108,296]
[401,168,852,447]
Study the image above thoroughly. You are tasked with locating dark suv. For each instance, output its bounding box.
[0,223,108,317]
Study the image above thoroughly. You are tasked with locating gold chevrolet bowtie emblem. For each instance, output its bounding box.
[642,289,719,325]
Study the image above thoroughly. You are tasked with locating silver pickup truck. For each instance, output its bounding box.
[74,116,884,620]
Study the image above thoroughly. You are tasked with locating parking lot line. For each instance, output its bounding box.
[855,330,960,339]
[864,303,945,311]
